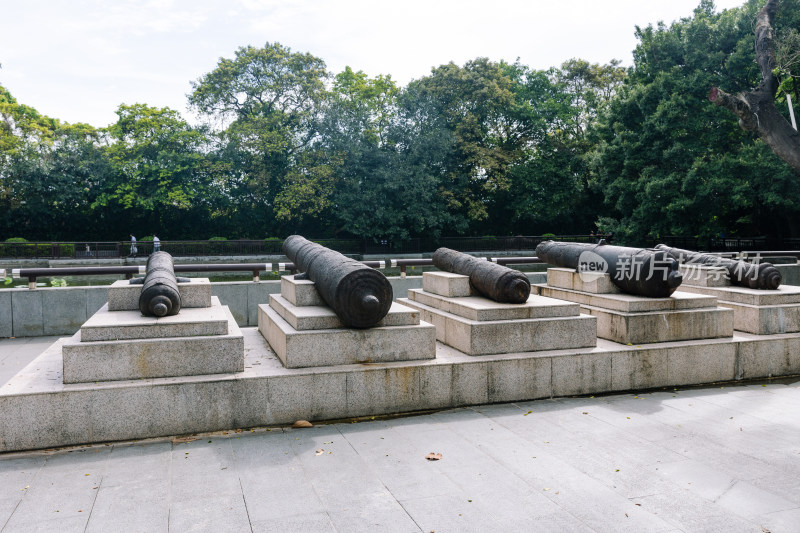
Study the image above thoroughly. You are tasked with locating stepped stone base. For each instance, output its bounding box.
[399,296,596,355]
[108,278,212,311]
[537,268,734,344]
[401,272,596,356]
[79,303,229,341]
[258,303,436,368]
[269,294,420,331]
[62,298,244,383]
[259,275,436,368]
[678,283,800,334]
[578,302,733,345]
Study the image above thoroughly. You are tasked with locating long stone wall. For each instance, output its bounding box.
[0,274,547,338]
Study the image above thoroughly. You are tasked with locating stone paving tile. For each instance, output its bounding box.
[0,336,61,386]
[0,371,799,532]
[1,447,109,531]
[250,512,337,533]
[757,507,800,533]
[431,407,676,532]
[287,425,421,532]
[231,430,329,523]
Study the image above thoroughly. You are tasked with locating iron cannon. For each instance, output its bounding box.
[282,235,393,328]
[432,247,531,303]
[535,240,683,298]
[130,251,186,317]
[654,244,781,290]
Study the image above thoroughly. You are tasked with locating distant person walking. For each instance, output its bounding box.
[153,235,160,252]
[129,234,138,258]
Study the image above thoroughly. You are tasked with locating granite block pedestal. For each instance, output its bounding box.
[62,296,244,383]
[676,264,800,334]
[535,268,734,344]
[258,275,436,368]
[399,272,597,355]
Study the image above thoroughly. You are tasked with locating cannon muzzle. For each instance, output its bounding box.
[137,251,181,317]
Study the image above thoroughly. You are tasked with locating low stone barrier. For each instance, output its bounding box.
[0,274,548,338]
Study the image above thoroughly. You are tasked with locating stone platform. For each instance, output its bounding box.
[677,264,800,334]
[258,276,436,368]
[535,268,734,344]
[399,272,596,355]
[2,327,800,453]
[62,296,244,383]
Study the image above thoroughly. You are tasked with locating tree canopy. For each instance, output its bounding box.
[1,0,798,246]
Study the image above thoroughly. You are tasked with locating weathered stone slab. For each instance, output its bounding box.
[62,305,243,383]
[406,288,579,322]
[399,297,596,355]
[580,303,734,344]
[675,283,800,306]
[258,304,436,368]
[280,275,325,307]
[108,278,212,311]
[680,264,730,287]
[546,267,621,294]
[422,271,473,298]
[714,300,800,335]
[3,328,800,452]
[535,285,717,313]
[79,298,229,342]
[269,295,419,331]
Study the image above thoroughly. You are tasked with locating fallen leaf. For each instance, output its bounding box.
[524,411,532,416]
[315,449,324,456]
[425,452,442,461]
[582,412,588,415]
[292,420,313,428]
[172,436,197,444]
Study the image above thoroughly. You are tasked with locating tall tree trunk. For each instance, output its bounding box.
[709,0,800,174]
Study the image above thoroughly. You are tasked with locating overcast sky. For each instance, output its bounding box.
[0,0,747,128]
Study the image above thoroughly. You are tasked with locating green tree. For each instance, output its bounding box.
[590,0,800,243]
[1,85,107,239]
[188,42,330,235]
[96,103,213,237]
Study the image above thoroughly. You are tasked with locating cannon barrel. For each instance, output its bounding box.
[535,241,683,298]
[282,235,393,328]
[654,244,782,290]
[432,247,531,303]
[137,251,181,317]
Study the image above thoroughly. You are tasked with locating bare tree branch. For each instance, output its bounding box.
[710,0,800,174]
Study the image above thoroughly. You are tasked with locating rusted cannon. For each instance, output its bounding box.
[282,235,393,328]
[654,244,781,290]
[130,251,185,317]
[432,247,531,303]
[535,240,683,298]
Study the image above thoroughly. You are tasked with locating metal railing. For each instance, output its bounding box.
[7,257,546,288]
[0,235,602,259]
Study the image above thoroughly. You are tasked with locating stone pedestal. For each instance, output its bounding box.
[108,278,212,311]
[258,276,436,368]
[399,272,596,356]
[535,268,733,345]
[62,296,244,383]
[677,265,800,334]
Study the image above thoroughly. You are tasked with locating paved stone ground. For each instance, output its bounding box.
[1,335,799,532]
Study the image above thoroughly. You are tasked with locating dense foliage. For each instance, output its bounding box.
[1,0,798,245]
